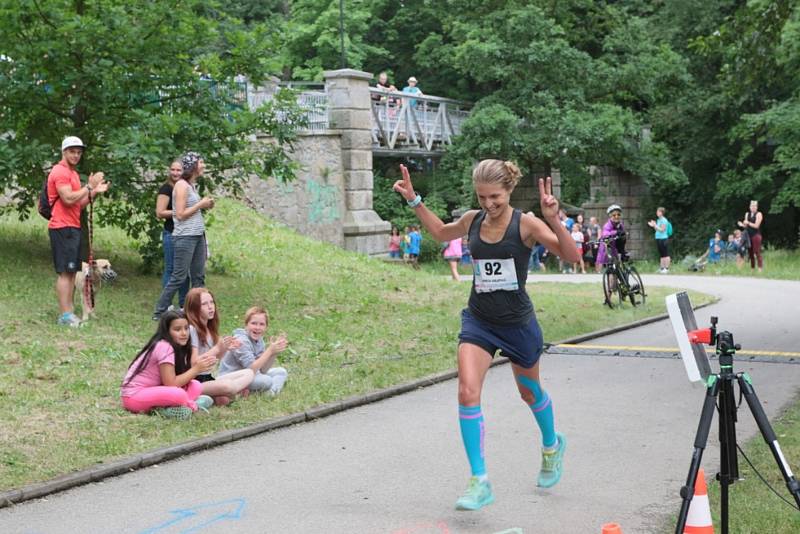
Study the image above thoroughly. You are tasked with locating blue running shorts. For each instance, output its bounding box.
[458,308,544,369]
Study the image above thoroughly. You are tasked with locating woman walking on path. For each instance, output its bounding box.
[738,200,764,272]
[393,160,579,511]
[155,159,190,308]
[153,152,215,320]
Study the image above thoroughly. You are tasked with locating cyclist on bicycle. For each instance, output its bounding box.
[596,204,628,266]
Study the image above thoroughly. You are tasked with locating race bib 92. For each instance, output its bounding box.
[472,258,518,293]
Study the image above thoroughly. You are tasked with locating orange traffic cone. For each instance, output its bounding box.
[684,467,714,533]
[601,523,622,534]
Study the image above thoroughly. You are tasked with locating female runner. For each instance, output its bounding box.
[393,160,579,510]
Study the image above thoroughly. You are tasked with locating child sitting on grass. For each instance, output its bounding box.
[184,288,254,406]
[218,306,289,395]
[120,310,214,419]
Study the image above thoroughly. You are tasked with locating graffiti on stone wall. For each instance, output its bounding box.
[276,180,295,194]
[307,168,340,224]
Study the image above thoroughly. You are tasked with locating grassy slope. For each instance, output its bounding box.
[2,199,710,491]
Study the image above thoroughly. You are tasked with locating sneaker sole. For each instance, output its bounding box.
[455,493,495,511]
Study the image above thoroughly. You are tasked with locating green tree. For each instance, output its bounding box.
[282,0,388,79]
[422,2,689,208]
[0,0,303,267]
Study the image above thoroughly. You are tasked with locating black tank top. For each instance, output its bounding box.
[467,209,533,326]
[746,212,760,237]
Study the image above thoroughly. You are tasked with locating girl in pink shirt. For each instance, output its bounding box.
[121,311,215,418]
[388,226,402,258]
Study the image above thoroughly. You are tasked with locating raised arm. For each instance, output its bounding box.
[57,171,107,207]
[392,164,475,242]
[521,178,580,263]
[249,334,287,373]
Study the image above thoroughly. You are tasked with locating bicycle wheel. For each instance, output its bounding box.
[626,265,646,307]
[602,269,623,309]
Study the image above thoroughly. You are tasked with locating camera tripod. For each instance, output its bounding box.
[675,317,800,534]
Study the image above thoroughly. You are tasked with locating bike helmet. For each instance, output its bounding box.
[606,204,622,215]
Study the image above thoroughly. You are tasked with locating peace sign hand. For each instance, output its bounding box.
[392,164,417,202]
[538,177,559,221]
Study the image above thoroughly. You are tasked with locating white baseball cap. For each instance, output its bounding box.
[61,136,86,151]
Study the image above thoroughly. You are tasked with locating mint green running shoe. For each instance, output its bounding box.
[195,395,214,413]
[537,432,566,488]
[455,477,495,511]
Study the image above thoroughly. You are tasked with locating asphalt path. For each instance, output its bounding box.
[2,275,799,534]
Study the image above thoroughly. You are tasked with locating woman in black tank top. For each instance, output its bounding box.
[392,159,580,510]
[737,200,764,271]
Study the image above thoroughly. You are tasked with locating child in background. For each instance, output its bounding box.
[219,306,289,395]
[408,225,422,269]
[389,226,402,259]
[120,311,214,419]
[570,223,586,274]
[401,226,411,263]
[461,236,471,265]
[732,229,747,268]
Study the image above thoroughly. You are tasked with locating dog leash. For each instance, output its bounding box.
[84,187,95,310]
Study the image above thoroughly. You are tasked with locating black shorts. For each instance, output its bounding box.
[49,227,81,273]
[195,374,215,383]
[656,238,669,258]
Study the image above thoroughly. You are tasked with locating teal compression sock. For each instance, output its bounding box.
[516,375,557,449]
[458,404,486,477]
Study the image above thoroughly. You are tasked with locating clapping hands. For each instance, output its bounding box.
[269,333,288,355]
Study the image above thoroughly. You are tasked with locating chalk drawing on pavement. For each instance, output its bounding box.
[139,498,245,534]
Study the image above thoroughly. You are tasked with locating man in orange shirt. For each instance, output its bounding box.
[47,136,109,326]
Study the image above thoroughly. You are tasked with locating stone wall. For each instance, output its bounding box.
[243,132,346,247]
[581,166,650,259]
[510,169,561,214]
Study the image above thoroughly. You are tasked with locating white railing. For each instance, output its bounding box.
[369,89,471,153]
[246,83,329,133]
[242,83,471,148]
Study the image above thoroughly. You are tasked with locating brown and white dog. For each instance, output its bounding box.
[74,259,118,321]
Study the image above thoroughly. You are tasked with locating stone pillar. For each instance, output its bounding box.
[581,166,650,259]
[324,69,391,255]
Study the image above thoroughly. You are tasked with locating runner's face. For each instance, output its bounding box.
[169,318,190,346]
[199,292,215,322]
[475,183,510,218]
[245,313,268,339]
[63,147,83,167]
[169,162,182,183]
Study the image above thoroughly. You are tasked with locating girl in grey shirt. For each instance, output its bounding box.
[219,306,289,395]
